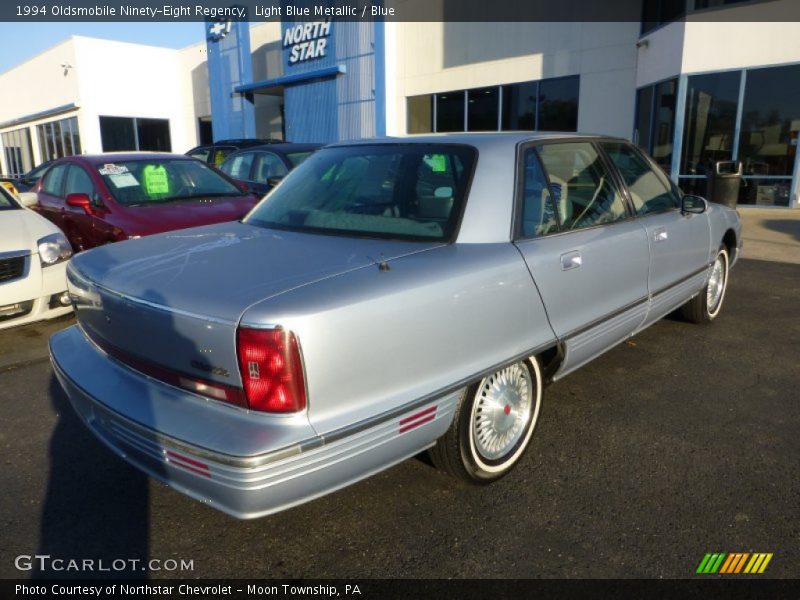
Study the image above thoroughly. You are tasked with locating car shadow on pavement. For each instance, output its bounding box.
[34,375,150,580]
[763,219,800,241]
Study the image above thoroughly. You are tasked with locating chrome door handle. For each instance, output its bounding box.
[560,250,582,271]
[654,227,668,243]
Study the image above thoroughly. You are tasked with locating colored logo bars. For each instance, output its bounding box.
[696,552,773,574]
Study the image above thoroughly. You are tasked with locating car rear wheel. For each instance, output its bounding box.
[429,357,542,484]
[680,246,729,324]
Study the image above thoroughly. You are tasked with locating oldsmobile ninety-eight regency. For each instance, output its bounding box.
[50,133,742,518]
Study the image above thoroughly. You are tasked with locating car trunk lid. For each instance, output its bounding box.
[68,221,441,389]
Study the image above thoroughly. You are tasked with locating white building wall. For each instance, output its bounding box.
[390,21,640,138]
[0,38,79,124]
[71,37,186,153]
[0,38,79,173]
[637,1,800,87]
[178,40,210,151]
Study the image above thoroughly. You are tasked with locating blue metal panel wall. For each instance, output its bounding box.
[206,21,255,141]
[282,18,339,143]
[281,17,379,143]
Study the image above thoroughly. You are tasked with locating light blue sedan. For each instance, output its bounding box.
[51,133,741,518]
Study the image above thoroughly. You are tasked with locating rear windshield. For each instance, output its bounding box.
[244,144,476,241]
[96,159,242,206]
[0,186,20,210]
[285,151,314,167]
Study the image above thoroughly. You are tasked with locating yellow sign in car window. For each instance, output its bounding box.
[142,164,169,197]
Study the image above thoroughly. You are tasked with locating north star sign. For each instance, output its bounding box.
[283,20,332,64]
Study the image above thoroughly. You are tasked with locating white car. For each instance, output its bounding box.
[0,187,73,329]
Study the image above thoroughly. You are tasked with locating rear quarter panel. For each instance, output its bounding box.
[240,243,556,435]
[706,203,743,265]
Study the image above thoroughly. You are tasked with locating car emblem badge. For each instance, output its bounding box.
[248,362,260,380]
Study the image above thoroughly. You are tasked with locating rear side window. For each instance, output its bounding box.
[519,150,558,238]
[600,142,680,215]
[187,147,210,163]
[252,152,288,183]
[42,164,68,196]
[221,152,255,180]
[245,144,476,241]
[536,142,628,231]
[211,147,235,166]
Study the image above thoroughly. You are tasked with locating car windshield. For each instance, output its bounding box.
[244,144,476,241]
[0,186,20,210]
[26,162,52,180]
[96,158,242,206]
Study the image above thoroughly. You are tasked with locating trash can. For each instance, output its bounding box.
[705,160,742,209]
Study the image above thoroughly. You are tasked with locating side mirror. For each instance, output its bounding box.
[66,193,94,215]
[17,192,38,208]
[234,180,250,193]
[681,194,707,215]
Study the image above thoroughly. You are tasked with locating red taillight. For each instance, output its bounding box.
[236,327,307,413]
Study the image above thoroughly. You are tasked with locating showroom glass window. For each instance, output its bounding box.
[407,76,579,134]
[501,81,537,130]
[467,87,499,131]
[100,116,172,152]
[35,116,81,163]
[679,72,740,178]
[435,92,465,132]
[736,64,800,206]
[538,77,579,131]
[1,127,34,177]
[407,95,433,134]
[634,78,677,171]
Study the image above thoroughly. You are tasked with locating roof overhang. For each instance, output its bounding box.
[234,65,346,96]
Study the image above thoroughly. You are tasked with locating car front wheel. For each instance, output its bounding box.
[681,246,729,323]
[429,357,542,484]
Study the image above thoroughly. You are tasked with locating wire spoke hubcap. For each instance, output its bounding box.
[707,255,725,310]
[471,364,533,461]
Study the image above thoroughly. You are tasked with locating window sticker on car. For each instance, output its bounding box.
[99,164,129,176]
[142,164,170,196]
[108,173,139,188]
[426,154,447,173]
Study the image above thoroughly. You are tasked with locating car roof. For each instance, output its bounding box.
[326,131,624,151]
[64,152,197,164]
[231,143,323,154]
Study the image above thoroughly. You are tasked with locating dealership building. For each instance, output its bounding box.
[1,0,799,207]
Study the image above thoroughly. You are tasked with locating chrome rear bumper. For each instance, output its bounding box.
[50,326,457,518]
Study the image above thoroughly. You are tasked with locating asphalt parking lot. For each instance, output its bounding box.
[0,258,798,579]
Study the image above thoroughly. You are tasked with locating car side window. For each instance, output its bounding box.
[64,166,101,205]
[187,147,210,163]
[600,142,680,215]
[212,147,236,166]
[536,142,628,231]
[42,164,68,197]
[221,152,255,180]
[519,149,559,238]
[252,152,289,184]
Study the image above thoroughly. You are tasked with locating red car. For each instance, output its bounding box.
[32,153,260,251]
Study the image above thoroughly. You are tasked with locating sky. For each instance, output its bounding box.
[0,23,207,74]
